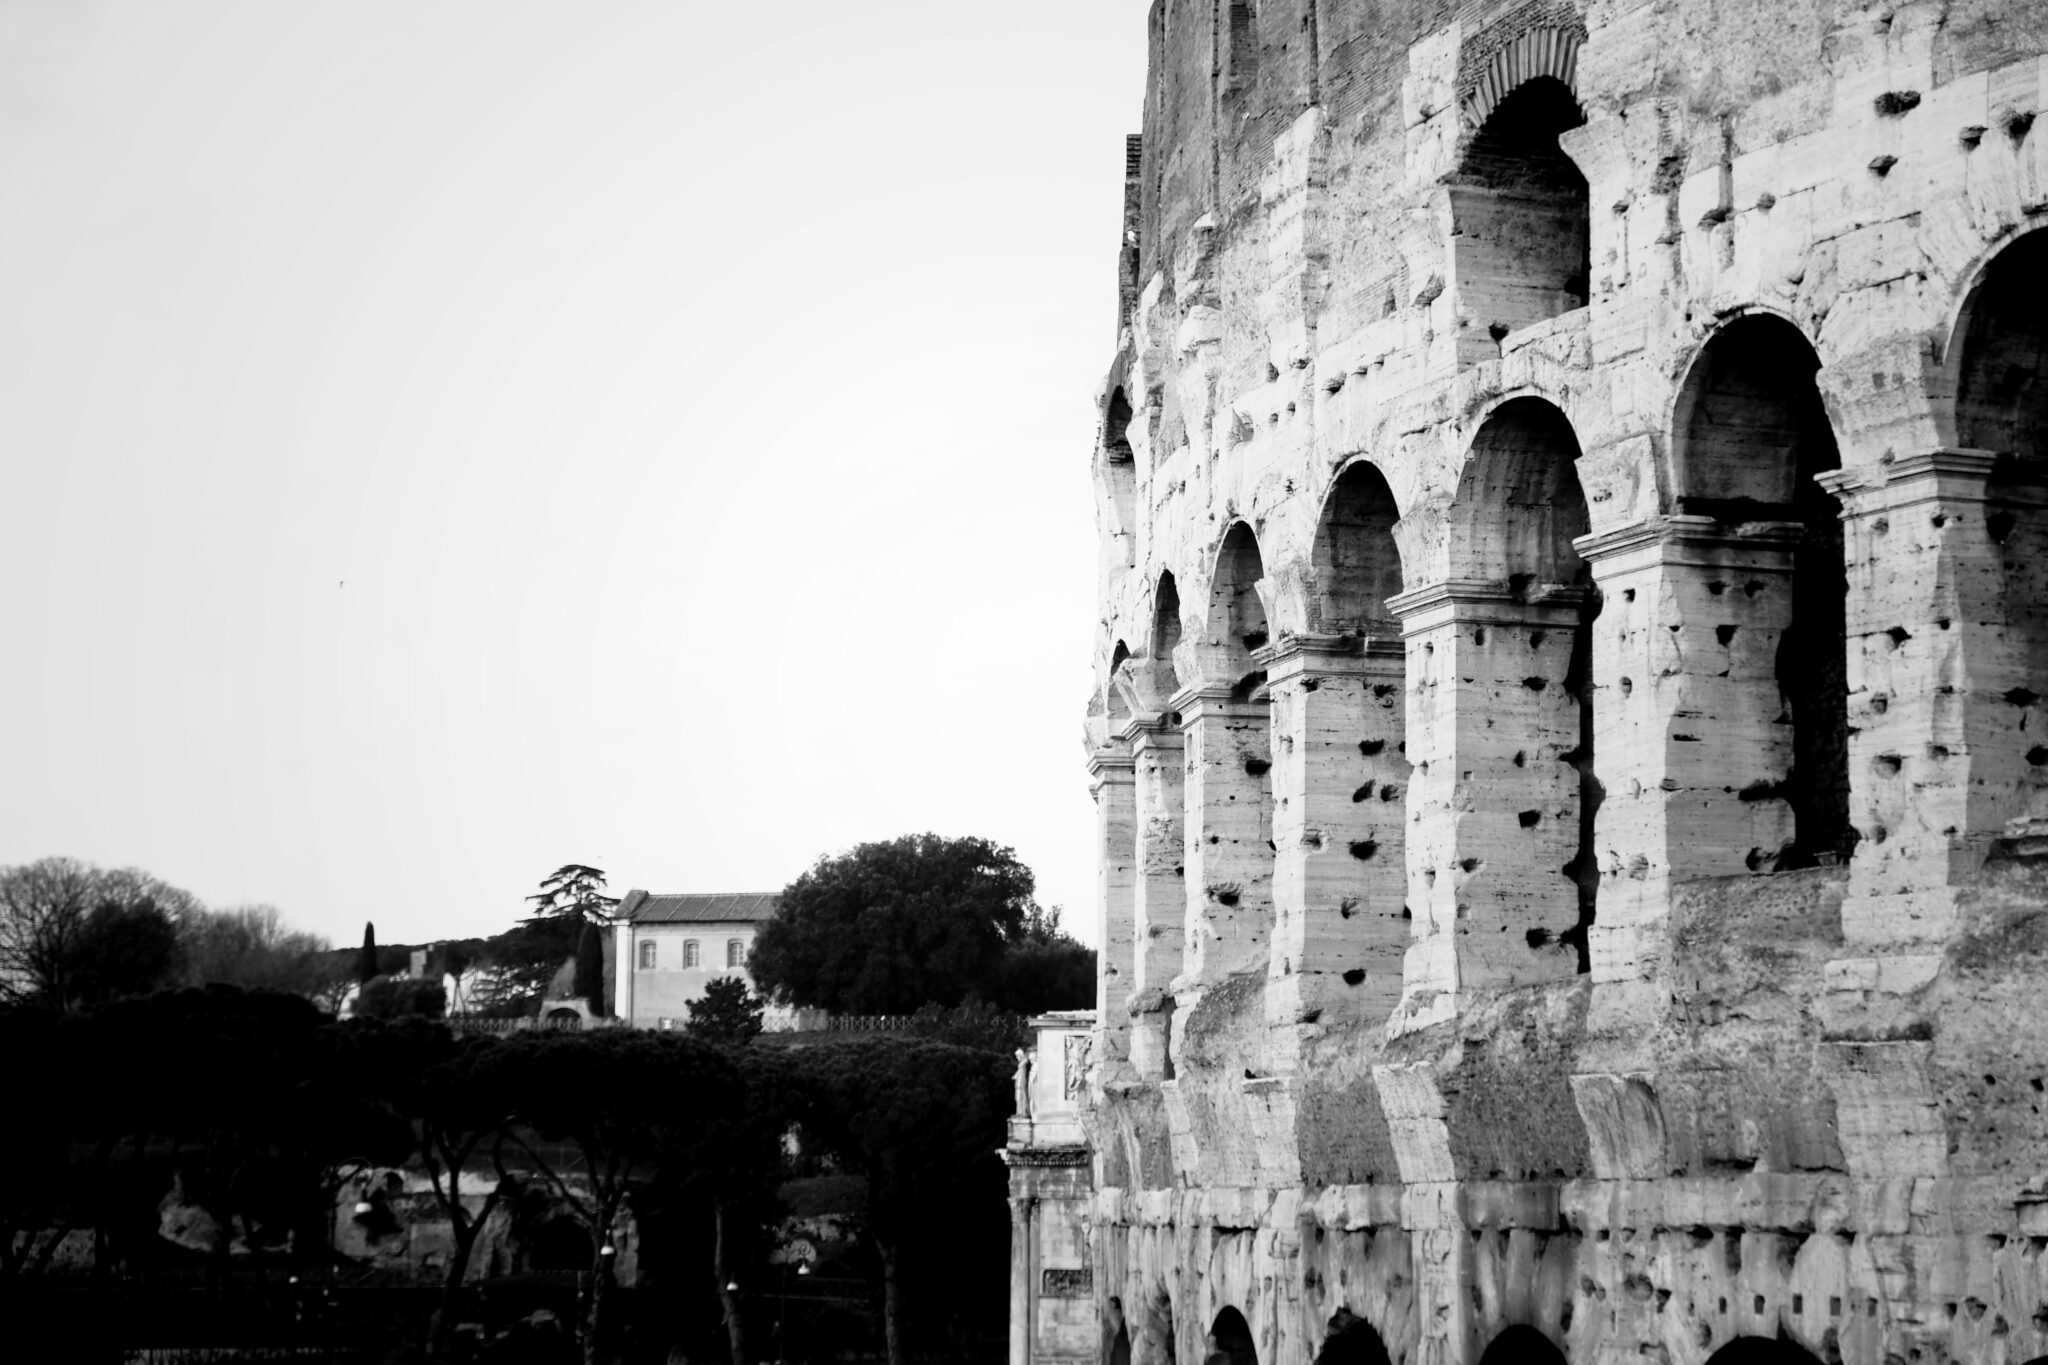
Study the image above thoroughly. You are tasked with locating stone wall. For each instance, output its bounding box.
[1079,3,2048,1365]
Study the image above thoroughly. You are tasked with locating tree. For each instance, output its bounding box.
[526,863,620,924]
[178,905,332,995]
[68,900,183,1006]
[795,1037,1013,1365]
[355,922,379,985]
[479,1029,741,1365]
[0,858,202,1010]
[749,834,1036,1014]
[352,976,446,1020]
[685,976,763,1043]
[573,919,606,1016]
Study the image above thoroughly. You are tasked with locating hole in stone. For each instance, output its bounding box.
[1707,581,1728,595]
[1380,783,1401,802]
[1525,927,1553,948]
[1244,757,1272,776]
[1339,897,1359,919]
[1530,630,1547,649]
[1519,810,1542,828]
[1458,857,1481,873]
[1874,754,1903,776]
[1523,676,1548,692]
[1620,677,1633,696]
[1349,841,1378,861]
[1885,626,1912,648]
[1716,624,1739,646]
[1474,626,1488,645]
[1359,739,1386,756]
[2008,688,2041,707]
[1353,785,1373,803]
[1512,750,1527,768]
[2029,747,2048,767]
[1623,588,1637,602]
[1342,968,1367,986]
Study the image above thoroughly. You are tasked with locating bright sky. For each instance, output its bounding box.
[0,1,1143,950]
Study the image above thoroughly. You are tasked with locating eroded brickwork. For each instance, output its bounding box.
[1075,4,2048,1365]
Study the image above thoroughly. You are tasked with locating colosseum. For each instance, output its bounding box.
[1005,3,2048,1365]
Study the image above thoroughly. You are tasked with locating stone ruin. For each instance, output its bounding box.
[1006,3,2048,1365]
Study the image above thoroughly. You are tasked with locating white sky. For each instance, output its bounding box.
[0,0,1144,950]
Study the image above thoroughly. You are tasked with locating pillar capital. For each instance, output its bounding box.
[1253,631,1404,682]
[1387,579,1591,633]
[1572,514,1805,570]
[1817,447,2017,505]
[1087,743,1137,788]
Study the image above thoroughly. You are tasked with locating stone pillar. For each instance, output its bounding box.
[1822,451,2048,990]
[1260,634,1409,1050]
[1574,517,1803,985]
[1089,742,1138,1082]
[1172,685,1273,1034]
[1388,583,1590,1034]
[1008,1192,1035,1365]
[1127,719,1185,1081]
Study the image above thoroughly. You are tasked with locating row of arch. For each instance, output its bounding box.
[1101,226,2047,1037]
[1107,1299,1850,1365]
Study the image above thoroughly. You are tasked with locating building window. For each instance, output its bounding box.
[637,940,656,970]
[684,940,701,968]
[727,939,747,968]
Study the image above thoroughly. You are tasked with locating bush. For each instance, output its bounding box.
[352,975,446,1020]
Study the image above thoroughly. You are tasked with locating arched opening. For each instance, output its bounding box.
[1311,461,1404,636]
[1674,315,1852,868]
[1702,1336,1824,1365]
[1449,76,1590,352]
[1208,1307,1257,1365]
[544,1008,581,1030]
[1108,641,1134,728]
[1449,398,1600,968]
[1108,1296,1134,1365]
[1132,1293,1178,1365]
[1313,1309,1392,1365]
[1106,386,1136,459]
[1284,461,1410,1025]
[1183,525,1276,987]
[1153,572,1185,696]
[1953,229,2048,828]
[1209,523,1271,680]
[526,1216,593,1273]
[1476,1325,1566,1365]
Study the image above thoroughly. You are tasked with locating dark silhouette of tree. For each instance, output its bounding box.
[68,899,183,1006]
[685,976,764,1043]
[352,976,446,1020]
[573,919,606,1016]
[527,863,621,923]
[479,1028,741,1365]
[994,937,1097,1015]
[178,904,332,995]
[795,1036,1013,1365]
[750,834,1037,1014]
[355,922,379,984]
[0,858,202,1009]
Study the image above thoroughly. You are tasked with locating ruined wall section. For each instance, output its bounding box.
[1081,2,2048,1364]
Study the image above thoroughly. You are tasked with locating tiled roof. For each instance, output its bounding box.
[616,890,780,925]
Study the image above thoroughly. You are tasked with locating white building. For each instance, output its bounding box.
[610,890,818,1031]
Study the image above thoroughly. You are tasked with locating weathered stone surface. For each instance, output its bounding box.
[1064,3,2048,1365]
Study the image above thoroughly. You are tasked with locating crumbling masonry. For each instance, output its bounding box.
[1049,3,2048,1365]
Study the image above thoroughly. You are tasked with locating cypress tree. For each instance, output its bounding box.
[356,921,379,984]
[573,919,605,1016]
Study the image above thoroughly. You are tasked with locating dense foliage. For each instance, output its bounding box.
[751,833,1042,1013]
[3,990,1020,1365]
